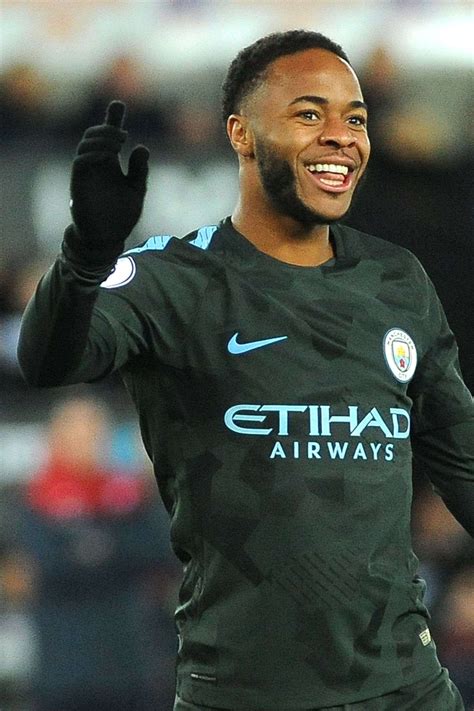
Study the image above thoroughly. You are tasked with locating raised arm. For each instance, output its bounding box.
[17,101,149,386]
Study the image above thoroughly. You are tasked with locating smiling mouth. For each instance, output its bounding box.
[305,162,355,193]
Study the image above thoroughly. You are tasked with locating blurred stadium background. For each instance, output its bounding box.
[1,1,473,709]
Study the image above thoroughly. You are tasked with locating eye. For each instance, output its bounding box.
[348,115,367,127]
[297,110,320,121]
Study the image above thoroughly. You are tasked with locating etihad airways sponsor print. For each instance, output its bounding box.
[225,403,410,461]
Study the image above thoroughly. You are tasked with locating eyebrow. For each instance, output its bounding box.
[289,95,368,112]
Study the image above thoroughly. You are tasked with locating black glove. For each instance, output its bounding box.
[63,100,149,270]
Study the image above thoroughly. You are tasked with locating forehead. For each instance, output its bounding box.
[257,48,364,106]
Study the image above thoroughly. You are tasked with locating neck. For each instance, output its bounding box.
[231,175,334,267]
[232,203,333,268]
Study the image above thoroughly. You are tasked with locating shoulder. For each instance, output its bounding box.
[99,223,223,291]
[127,223,221,262]
[336,223,430,281]
[336,223,415,261]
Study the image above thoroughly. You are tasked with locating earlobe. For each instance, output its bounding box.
[227,114,255,158]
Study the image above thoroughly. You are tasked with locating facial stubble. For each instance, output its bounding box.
[255,137,364,232]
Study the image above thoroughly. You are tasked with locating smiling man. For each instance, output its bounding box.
[17,30,472,711]
[227,43,370,258]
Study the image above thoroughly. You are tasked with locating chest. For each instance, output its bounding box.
[179,267,422,408]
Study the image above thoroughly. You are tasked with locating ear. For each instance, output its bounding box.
[227,114,255,158]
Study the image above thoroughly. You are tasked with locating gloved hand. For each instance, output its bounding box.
[63,100,149,270]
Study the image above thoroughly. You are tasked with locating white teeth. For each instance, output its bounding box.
[307,163,349,176]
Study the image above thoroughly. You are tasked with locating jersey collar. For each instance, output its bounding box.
[328,223,362,270]
[218,217,361,271]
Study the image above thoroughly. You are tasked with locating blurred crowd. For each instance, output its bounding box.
[1,38,473,711]
[0,396,180,710]
[0,54,228,156]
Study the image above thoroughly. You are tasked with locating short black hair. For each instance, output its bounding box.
[221,29,350,125]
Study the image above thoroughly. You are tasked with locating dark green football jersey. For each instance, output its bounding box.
[18,218,474,709]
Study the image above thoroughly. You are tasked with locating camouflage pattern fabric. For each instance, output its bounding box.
[20,217,474,709]
[174,668,465,709]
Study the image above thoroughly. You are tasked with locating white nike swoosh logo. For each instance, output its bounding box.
[227,332,288,354]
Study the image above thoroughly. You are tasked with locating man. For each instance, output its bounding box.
[18,30,472,711]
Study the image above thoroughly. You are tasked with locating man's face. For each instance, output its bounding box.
[246,48,370,227]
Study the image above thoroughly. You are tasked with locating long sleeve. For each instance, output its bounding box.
[17,255,118,386]
[17,234,213,388]
[412,420,473,535]
[409,279,474,536]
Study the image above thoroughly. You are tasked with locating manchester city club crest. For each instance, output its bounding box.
[383,328,417,382]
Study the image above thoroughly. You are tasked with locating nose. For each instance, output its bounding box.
[319,117,356,149]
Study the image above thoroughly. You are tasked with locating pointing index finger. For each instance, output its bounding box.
[104,100,126,128]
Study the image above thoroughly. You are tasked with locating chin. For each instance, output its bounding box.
[297,200,353,227]
[289,184,354,226]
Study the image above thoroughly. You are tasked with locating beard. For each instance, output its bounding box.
[255,136,364,230]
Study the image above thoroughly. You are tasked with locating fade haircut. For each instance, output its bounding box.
[221,29,350,125]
